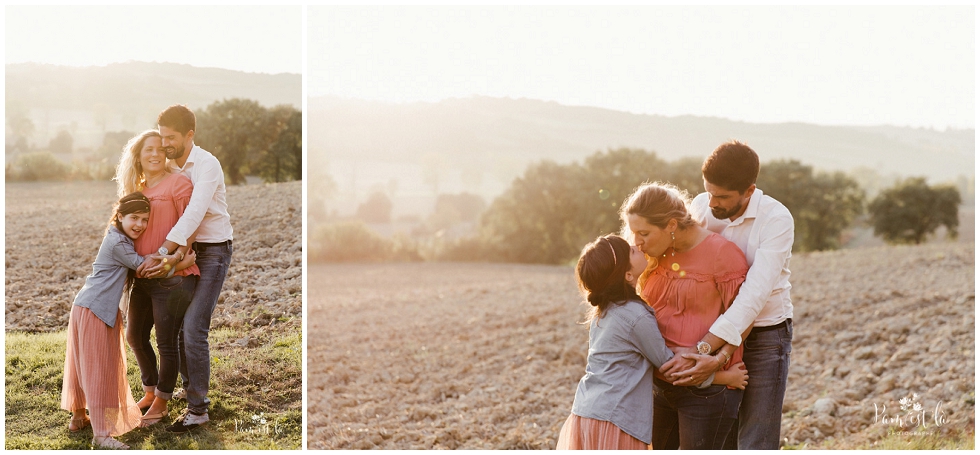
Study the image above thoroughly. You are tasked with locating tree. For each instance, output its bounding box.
[254,105,302,183]
[658,156,705,196]
[356,191,393,224]
[868,177,960,244]
[308,172,336,225]
[479,148,680,264]
[578,148,671,241]
[93,103,110,135]
[481,160,586,263]
[428,192,487,231]
[87,130,136,180]
[757,160,865,251]
[195,98,268,185]
[6,101,35,152]
[307,146,336,226]
[49,130,74,154]
[421,152,447,196]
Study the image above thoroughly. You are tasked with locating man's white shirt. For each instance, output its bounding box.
[690,188,794,346]
[166,145,234,245]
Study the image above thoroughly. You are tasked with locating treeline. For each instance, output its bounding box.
[5,98,301,185]
[310,147,961,264]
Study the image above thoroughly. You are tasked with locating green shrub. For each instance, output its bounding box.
[310,221,421,262]
[6,152,71,181]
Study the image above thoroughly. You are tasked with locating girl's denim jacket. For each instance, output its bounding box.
[72,225,144,328]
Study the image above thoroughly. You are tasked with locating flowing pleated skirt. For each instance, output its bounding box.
[61,306,142,437]
[555,414,649,450]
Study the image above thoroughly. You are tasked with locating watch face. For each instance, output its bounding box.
[697,342,711,354]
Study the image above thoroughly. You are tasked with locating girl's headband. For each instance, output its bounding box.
[603,237,617,265]
[119,195,150,214]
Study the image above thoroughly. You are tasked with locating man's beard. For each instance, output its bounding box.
[711,201,743,220]
[165,143,185,160]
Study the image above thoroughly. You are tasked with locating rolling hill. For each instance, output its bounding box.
[309,96,973,217]
[6,62,301,150]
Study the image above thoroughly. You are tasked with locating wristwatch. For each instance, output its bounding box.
[696,340,712,355]
[158,246,170,256]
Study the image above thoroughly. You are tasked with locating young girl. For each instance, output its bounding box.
[61,192,194,449]
[555,235,747,450]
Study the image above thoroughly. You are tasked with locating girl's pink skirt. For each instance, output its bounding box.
[61,306,142,437]
[555,413,649,450]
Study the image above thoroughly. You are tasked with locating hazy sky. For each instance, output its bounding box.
[6,6,302,75]
[309,6,974,129]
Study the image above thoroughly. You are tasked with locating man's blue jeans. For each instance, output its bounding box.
[651,378,743,449]
[178,241,232,415]
[725,319,793,449]
[126,275,197,400]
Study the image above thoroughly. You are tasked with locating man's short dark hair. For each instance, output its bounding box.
[157,104,196,135]
[702,140,760,193]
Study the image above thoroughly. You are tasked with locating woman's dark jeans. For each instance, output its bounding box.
[651,377,743,450]
[126,275,197,400]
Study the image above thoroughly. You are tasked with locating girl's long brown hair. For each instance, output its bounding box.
[575,235,640,323]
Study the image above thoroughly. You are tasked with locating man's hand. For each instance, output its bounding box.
[659,345,697,377]
[137,255,164,278]
[660,355,695,379]
[141,254,176,278]
[667,353,724,386]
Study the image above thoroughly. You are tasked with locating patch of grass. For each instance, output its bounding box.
[859,428,975,450]
[5,323,302,450]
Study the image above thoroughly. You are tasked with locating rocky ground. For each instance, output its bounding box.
[4,180,302,338]
[306,242,974,449]
[782,242,974,448]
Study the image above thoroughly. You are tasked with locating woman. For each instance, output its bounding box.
[621,182,748,450]
[115,129,199,427]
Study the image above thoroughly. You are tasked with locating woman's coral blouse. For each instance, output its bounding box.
[135,173,200,277]
[641,232,747,376]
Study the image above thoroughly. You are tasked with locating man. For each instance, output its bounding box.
[660,140,794,449]
[142,104,233,433]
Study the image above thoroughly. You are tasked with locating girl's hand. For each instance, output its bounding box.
[175,250,196,272]
[729,361,749,390]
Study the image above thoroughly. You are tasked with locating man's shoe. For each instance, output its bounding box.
[173,388,186,400]
[165,411,209,433]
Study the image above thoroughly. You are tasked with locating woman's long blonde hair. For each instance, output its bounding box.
[113,129,162,197]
